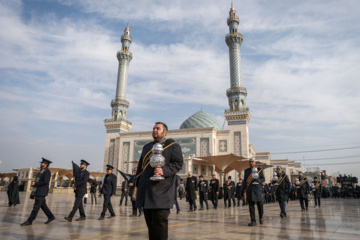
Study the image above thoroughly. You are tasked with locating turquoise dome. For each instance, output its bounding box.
[180,110,222,130]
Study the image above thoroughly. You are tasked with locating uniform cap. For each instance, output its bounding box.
[106,164,114,170]
[40,157,52,165]
[80,159,90,166]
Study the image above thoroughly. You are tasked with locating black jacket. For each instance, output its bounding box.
[209,178,219,196]
[121,180,129,192]
[235,182,242,198]
[34,168,51,197]
[135,139,183,209]
[241,167,265,202]
[297,177,310,199]
[274,173,291,202]
[101,173,117,195]
[186,176,198,201]
[198,179,209,200]
[312,181,322,198]
[74,169,90,194]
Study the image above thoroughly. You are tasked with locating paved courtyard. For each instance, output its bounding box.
[0,192,359,240]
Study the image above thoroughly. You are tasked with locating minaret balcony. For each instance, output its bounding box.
[111,99,130,108]
[227,16,239,25]
[121,35,132,42]
[225,33,243,45]
[226,87,247,96]
[117,51,133,61]
[104,117,132,125]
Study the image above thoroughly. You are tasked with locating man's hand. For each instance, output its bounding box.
[112,195,115,197]
[72,184,76,190]
[124,189,127,192]
[154,167,163,176]
[195,191,197,194]
[129,183,133,186]
[31,182,35,187]
[216,192,219,195]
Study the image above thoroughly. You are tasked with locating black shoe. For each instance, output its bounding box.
[248,222,256,226]
[20,221,32,226]
[138,212,142,217]
[129,213,136,217]
[108,215,116,219]
[176,210,180,214]
[306,207,308,211]
[98,216,104,220]
[44,217,55,224]
[194,207,197,211]
[188,209,193,212]
[64,217,72,222]
[280,214,284,218]
[76,216,86,221]
[301,209,305,212]
[260,219,263,224]
[199,208,204,210]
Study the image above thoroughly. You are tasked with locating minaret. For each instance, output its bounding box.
[104,24,133,133]
[224,4,251,158]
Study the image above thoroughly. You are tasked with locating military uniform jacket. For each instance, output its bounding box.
[186,176,198,201]
[274,173,291,202]
[135,139,183,209]
[34,168,51,197]
[312,181,322,198]
[198,180,209,200]
[297,177,310,199]
[209,179,219,195]
[241,167,265,202]
[74,169,90,194]
[101,173,117,195]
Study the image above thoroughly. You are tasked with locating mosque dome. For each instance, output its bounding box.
[180,110,222,131]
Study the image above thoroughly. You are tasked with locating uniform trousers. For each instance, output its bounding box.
[211,193,218,208]
[119,191,128,205]
[299,197,308,210]
[188,197,197,210]
[101,194,115,217]
[144,209,170,240]
[69,192,85,218]
[90,192,97,204]
[314,197,321,207]
[248,201,263,223]
[199,192,209,209]
[279,201,286,215]
[27,196,54,223]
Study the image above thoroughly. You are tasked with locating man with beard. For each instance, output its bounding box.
[98,165,117,220]
[198,175,209,210]
[21,158,55,226]
[185,171,198,211]
[312,177,322,208]
[297,171,310,212]
[7,176,20,207]
[209,173,219,209]
[65,159,90,222]
[135,122,183,240]
[273,166,291,218]
[241,158,265,226]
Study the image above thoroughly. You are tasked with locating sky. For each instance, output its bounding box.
[0,0,359,178]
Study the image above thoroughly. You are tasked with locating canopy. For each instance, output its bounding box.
[193,154,247,172]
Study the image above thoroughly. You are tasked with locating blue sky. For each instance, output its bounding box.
[0,0,359,178]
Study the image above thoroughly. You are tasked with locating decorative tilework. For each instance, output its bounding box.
[219,140,227,152]
[200,138,209,157]
[234,132,242,156]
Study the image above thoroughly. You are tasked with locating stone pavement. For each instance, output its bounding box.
[0,192,359,239]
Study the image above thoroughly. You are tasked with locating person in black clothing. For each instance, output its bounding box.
[185,171,198,211]
[90,181,98,205]
[7,176,20,207]
[135,122,183,240]
[241,158,265,226]
[65,159,90,222]
[174,175,181,213]
[223,177,232,207]
[119,180,129,206]
[273,166,291,218]
[209,173,219,209]
[297,171,310,212]
[198,175,209,210]
[129,167,142,217]
[98,165,117,220]
[21,158,55,226]
[235,179,244,206]
[229,176,236,207]
[312,177,322,208]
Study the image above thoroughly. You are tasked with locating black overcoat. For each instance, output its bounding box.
[34,168,51,197]
[7,176,20,205]
[241,167,265,202]
[235,182,242,198]
[74,169,90,194]
[198,179,209,200]
[101,173,117,195]
[274,173,291,202]
[312,181,322,198]
[186,176,198,201]
[135,139,183,209]
[297,177,310,199]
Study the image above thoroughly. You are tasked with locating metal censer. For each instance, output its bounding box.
[149,143,165,181]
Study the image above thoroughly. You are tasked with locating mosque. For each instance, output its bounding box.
[103,5,301,185]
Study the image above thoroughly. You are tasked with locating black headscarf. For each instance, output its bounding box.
[7,176,20,206]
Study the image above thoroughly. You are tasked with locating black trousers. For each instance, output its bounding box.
[101,194,115,217]
[120,191,128,205]
[224,196,231,207]
[231,195,236,206]
[248,201,263,223]
[27,196,54,223]
[199,192,209,209]
[188,197,197,210]
[314,197,321,207]
[174,191,180,212]
[211,193,218,208]
[90,192,97,204]
[299,197,308,209]
[144,209,170,240]
[69,192,85,218]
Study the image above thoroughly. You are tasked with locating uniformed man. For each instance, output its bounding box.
[235,179,244,206]
[223,177,232,208]
[21,158,55,226]
[273,166,291,218]
[198,175,209,210]
[135,122,183,240]
[185,171,198,211]
[241,158,265,226]
[312,176,321,208]
[209,173,219,209]
[98,165,117,220]
[119,180,129,206]
[297,171,310,212]
[65,159,90,222]
[129,167,142,217]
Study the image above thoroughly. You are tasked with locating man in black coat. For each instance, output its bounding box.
[135,122,183,240]
[241,159,265,226]
[297,171,310,211]
[119,180,129,206]
[65,159,90,222]
[273,166,291,218]
[312,177,322,208]
[185,171,198,211]
[198,175,209,210]
[21,158,55,226]
[235,179,243,206]
[209,173,219,209]
[129,167,142,217]
[98,165,117,220]
[223,177,232,207]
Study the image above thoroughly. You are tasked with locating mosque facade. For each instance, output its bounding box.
[103,5,301,185]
